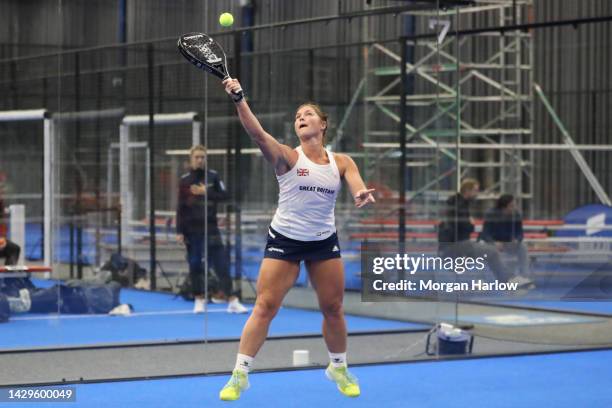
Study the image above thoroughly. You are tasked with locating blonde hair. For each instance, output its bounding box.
[189,144,207,156]
[460,178,480,194]
[296,103,329,145]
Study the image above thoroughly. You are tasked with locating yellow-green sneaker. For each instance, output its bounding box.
[219,369,250,401]
[325,364,360,397]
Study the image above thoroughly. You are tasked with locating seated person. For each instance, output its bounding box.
[0,236,32,312]
[0,235,20,266]
[438,179,532,287]
[480,194,530,278]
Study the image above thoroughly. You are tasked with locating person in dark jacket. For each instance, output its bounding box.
[438,179,532,287]
[0,235,33,312]
[481,194,530,277]
[176,145,247,314]
[437,179,478,243]
[0,236,20,266]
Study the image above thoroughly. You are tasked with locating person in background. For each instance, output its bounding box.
[438,179,533,287]
[176,145,247,314]
[0,235,32,313]
[480,194,530,278]
[0,235,20,266]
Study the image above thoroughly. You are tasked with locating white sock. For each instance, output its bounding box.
[234,353,254,374]
[329,351,347,368]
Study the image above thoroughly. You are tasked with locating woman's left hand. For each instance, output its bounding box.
[354,188,376,208]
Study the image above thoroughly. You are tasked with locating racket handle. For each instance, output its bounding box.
[224,76,244,102]
[231,89,244,102]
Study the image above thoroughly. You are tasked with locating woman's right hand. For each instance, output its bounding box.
[222,78,243,100]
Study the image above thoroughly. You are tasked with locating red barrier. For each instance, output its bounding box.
[0,266,52,273]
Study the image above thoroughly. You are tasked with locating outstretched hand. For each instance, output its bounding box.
[354,188,376,208]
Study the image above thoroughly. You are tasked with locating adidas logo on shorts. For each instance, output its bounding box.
[268,247,285,253]
[332,245,339,252]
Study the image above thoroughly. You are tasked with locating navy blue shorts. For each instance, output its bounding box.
[263,227,341,261]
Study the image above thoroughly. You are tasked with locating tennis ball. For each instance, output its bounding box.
[219,12,234,27]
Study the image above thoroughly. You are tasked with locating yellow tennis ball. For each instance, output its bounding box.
[219,12,234,27]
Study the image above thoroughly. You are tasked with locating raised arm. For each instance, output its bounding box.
[223,78,296,175]
[337,154,375,208]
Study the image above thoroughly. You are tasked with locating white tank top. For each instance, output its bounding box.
[270,146,341,241]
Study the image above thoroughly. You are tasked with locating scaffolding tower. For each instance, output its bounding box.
[363,0,534,216]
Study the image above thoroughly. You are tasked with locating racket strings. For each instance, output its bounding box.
[192,43,222,64]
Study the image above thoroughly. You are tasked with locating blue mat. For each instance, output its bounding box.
[533,301,612,315]
[0,286,426,350]
[496,300,612,316]
[7,349,612,407]
[442,312,603,327]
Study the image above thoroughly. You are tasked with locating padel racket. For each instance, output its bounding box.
[177,32,244,100]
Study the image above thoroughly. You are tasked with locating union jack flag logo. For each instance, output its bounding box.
[297,168,309,176]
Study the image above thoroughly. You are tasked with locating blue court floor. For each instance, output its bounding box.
[4,349,611,407]
[0,285,426,350]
